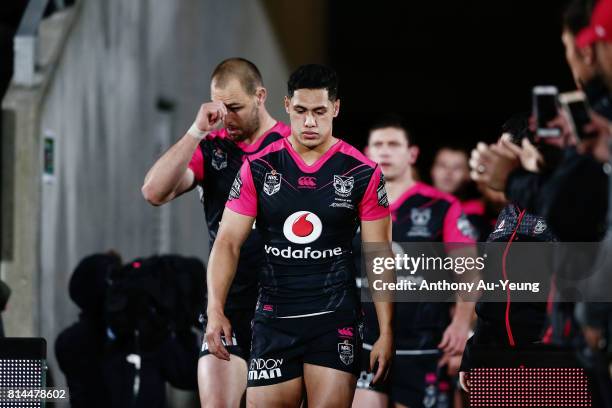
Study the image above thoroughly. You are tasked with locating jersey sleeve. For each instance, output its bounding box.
[443,200,478,243]
[359,165,390,221]
[225,159,258,217]
[188,145,205,183]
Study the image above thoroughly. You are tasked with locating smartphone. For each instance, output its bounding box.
[559,91,595,141]
[501,113,534,146]
[533,86,561,137]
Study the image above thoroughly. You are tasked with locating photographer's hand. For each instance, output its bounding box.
[494,134,543,173]
[518,137,544,172]
[579,112,612,162]
[529,112,575,148]
[470,138,520,191]
[544,112,574,148]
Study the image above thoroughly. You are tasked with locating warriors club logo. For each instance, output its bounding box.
[211,147,227,170]
[534,219,547,234]
[407,208,432,237]
[333,175,354,197]
[282,211,322,244]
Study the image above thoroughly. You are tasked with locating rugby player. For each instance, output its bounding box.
[141,58,290,407]
[431,145,493,241]
[353,116,476,408]
[205,64,394,407]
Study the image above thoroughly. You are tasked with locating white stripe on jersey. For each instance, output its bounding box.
[277,310,334,319]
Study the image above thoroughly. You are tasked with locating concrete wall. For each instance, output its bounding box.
[2,0,300,404]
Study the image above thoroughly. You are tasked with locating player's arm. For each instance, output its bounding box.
[440,296,474,354]
[359,165,394,383]
[141,101,227,205]
[440,261,476,358]
[205,207,255,360]
[205,159,258,360]
[361,216,395,384]
[439,201,478,357]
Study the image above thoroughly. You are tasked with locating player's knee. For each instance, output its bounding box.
[246,388,289,408]
[199,379,244,408]
[307,381,356,407]
[199,394,241,408]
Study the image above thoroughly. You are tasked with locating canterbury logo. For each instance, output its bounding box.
[338,327,354,338]
[298,176,317,188]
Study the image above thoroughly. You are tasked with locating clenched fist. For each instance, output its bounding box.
[188,101,228,139]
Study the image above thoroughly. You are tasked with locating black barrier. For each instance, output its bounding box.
[0,338,46,408]
[468,345,591,407]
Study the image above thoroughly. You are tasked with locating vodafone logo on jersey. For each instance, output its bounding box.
[283,211,322,244]
[265,211,341,260]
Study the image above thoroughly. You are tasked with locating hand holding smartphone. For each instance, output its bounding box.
[559,90,596,141]
[533,86,561,138]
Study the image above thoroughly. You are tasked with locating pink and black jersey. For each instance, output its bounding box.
[462,199,494,242]
[226,138,390,317]
[390,182,477,243]
[188,122,290,310]
[364,182,476,350]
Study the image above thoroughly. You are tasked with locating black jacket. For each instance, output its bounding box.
[460,204,557,371]
[505,148,608,242]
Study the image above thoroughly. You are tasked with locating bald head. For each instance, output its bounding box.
[211,58,264,95]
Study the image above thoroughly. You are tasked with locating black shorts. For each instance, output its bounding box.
[199,308,254,362]
[357,346,442,408]
[247,309,362,387]
[389,353,442,408]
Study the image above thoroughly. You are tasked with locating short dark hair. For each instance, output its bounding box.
[435,145,469,159]
[563,0,595,35]
[287,64,339,101]
[368,114,413,145]
[211,58,263,95]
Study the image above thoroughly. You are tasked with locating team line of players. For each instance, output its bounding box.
[142,59,479,408]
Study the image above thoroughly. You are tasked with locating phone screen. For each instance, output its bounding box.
[535,93,560,137]
[567,100,594,140]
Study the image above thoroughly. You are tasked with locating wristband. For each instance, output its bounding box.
[188,122,209,140]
